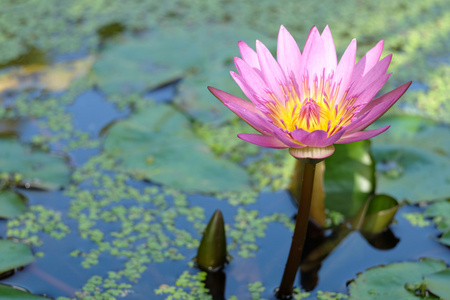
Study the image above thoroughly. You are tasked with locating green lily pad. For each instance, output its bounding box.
[0,284,48,300]
[424,200,450,232]
[372,145,450,203]
[324,140,375,217]
[0,190,27,219]
[424,269,450,299]
[93,24,273,97]
[103,103,250,193]
[0,239,34,273]
[438,230,450,247]
[371,114,450,157]
[93,28,194,95]
[174,67,242,125]
[348,258,447,300]
[0,139,71,190]
[424,200,450,219]
[370,115,450,203]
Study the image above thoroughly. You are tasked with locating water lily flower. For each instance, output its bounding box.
[208,25,411,160]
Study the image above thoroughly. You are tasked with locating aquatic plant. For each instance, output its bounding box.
[209,25,410,298]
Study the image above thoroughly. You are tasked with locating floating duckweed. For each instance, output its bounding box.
[317,290,349,300]
[7,205,70,245]
[402,212,431,227]
[73,274,131,299]
[154,271,212,300]
[228,208,293,258]
[248,281,266,300]
[217,190,259,206]
[194,119,260,162]
[247,151,294,191]
[292,288,311,300]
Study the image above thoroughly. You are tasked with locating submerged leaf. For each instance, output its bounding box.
[103,104,250,193]
[0,240,34,274]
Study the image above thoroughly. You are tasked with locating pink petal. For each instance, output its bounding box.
[291,129,328,146]
[353,73,391,106]
[224,102,272,134]
[291,128,346,147]
[336,126,390,144]
[238,41,260,69]
[208,86,257,112]
[208,87,271,134]
[299,27,325,82]
[266,123,304,148]
[321,25,337,71]
[334,39,357,102]
[256,40,287,102]
[277,25,301,79]
[230,71,262,105]
[233,57,268,98]
[346,81,412,132]
[348,54,392,99]
[352,40,384,81]
[237,133,288,149]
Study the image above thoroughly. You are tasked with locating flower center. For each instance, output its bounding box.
[264,72,359,136]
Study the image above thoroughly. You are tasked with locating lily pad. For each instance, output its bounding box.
[0,239,34,274]
[93,28,194,95]
[0,139,71,190]
[103,103,250,193]
[93,24,272,99]
[348,258,447,300]
[370,115,450,203]
[372,145,450,203]
[438,230,450,247]
[424,269,450,299]
[0,190,27,219]
[0,284,48,300]
[324,140,375,217]
[424,200,450,232]
[370,114,450,157]
[174,68,242,125]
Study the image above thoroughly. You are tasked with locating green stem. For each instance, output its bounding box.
[277,161,316,299]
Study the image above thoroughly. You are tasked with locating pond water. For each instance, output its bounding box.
[0,85,449,299]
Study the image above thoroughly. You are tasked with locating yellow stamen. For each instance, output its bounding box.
[264,75,357,136]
